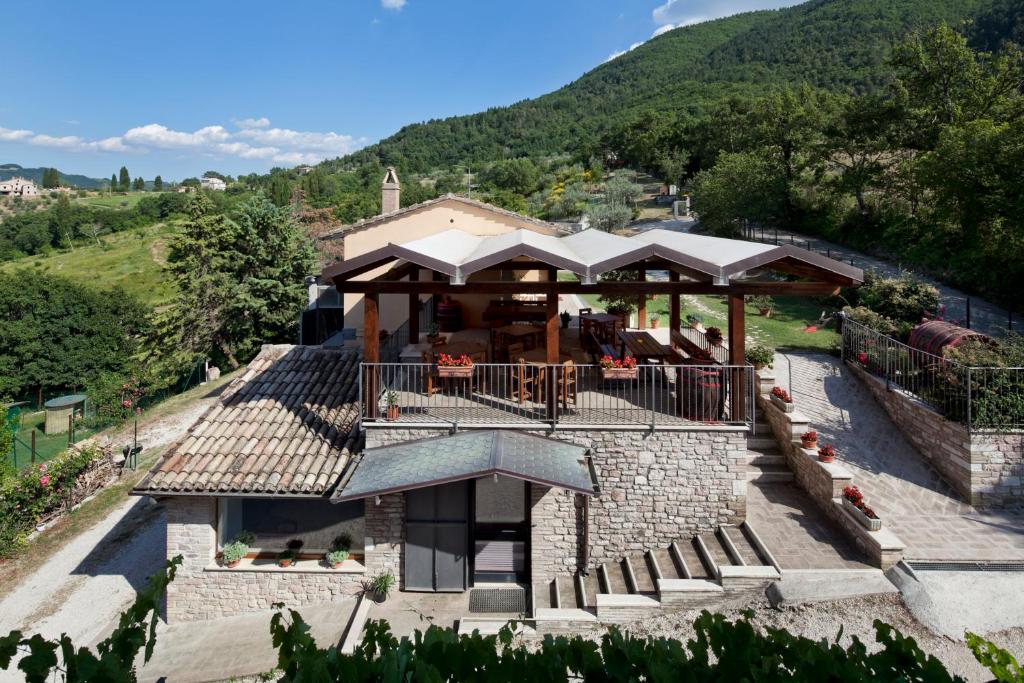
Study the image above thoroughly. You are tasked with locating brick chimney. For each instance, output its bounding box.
[381,167,400,214]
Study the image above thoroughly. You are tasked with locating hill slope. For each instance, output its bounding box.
[338,0,991,172]
[0,163,106,189]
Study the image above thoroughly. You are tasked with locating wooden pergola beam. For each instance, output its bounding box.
[331,279,842,297]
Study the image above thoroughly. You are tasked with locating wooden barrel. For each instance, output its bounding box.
[908,320,990,357]
[678,363,723,422]
[436,299,463,333]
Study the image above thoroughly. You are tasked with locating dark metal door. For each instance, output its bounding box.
[404,482,468,592]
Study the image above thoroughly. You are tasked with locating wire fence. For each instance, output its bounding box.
[840,316,1024,432]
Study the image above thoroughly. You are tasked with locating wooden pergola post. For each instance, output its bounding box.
[727,294,746,421]
[637,266,647,329]
[364,293,380,418]
[669,271,681,335]
[408,267,419,344]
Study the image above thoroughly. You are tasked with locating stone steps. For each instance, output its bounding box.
[533,524,781,627]
[747,463,795,483]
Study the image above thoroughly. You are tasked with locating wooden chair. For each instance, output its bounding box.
[420,351,442,396]
[558,359,577,408]
[510,359,536,405]
[506,342,525,363]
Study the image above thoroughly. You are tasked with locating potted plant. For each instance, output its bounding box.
[800,430,818,450]
[560,311,572,329]
[220,530,255,568]
[437,353,473,378]
[324,533,352,568]
[649,314,660,329]
[770,386,794,412]
[818,443,836,463]
[744,344,774,371]
[367,570,396,603]
[426,322,442,345]
[842,485,881,531]
[749,294,775,317]
[705,326,723,346]
[686,313,705,332]
[278,539,304,568]
[385,390,400,421]
[599,354,638,380]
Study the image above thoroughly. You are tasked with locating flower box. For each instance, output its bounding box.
[770,394,794,413]
[843,497,882,531]
[437,365,473,378]
[601,367,638,380]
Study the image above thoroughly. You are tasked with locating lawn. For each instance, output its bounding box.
[7,411,99,470]
[0,221,180,307]
[73,192,150,209]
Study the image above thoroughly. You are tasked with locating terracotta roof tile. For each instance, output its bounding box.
[134,345,361,496]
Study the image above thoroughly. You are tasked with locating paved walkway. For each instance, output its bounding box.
[774,352,1024,562]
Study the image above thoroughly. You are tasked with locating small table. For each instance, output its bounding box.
[617,331,674,363]
[520,349,573,365]
[494,324,544,353]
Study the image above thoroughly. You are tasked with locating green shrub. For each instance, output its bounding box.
[854,271,940,328]
[221,541,249,565]
[745,344,775,368]
[325,549,349,566]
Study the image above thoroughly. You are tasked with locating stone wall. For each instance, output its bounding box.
[164,496,402,622]
[530,485,585,581]
[847,361,1023,508]
[366,425,748,580]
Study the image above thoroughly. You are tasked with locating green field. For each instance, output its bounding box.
[7,411,98,469]
[0,221,180,307]
[73,192,149,209]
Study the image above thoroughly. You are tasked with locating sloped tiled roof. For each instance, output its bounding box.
[135,345,361,496]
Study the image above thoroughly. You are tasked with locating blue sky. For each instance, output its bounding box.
[0,0,795,181]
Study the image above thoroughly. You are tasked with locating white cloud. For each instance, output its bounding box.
[0,119,365,167]
[381,0,406,9]
[605,41,644,63]
[653,0,794,27]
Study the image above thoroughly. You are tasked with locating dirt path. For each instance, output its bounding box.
[0,382,227,678]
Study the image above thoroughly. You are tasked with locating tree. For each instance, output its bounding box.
[110,174,118,193]
[164,194,314,369]
[133,177,145,191]
[585,202,632,232]
[689,149,787,237]
[41,168,60,189]
[153,175,163,191]
[118,166,131,192]
[481,158,540,196]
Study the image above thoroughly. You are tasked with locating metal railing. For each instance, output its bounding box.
[841,317,1024,432]
[359,362,755,430]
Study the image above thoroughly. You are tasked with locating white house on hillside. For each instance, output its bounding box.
[200,177,227,191]
[0,177,40,197]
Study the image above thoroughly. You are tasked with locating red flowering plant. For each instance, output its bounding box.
[857,352,868,365]
[842,485,878,519]
[770,386,792,403]
[599,355,637,370]
[705,326,724,343]
[87,372,146,427]
[818,444,836,462]
[437,353,473,367]
[800,430,818,447]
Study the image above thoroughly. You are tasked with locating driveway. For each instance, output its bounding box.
[774,352,1024,562]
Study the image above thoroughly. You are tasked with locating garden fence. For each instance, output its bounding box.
[840,316,1024,432]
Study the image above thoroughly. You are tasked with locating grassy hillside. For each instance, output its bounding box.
[339,0,989,172]
[0,221,179,307]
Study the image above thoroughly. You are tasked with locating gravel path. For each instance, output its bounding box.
[0,386,224,680]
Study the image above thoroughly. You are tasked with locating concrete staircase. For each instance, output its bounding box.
[747,409,794,484]
[530,523,780,631]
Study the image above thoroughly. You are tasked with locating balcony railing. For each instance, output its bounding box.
[360,362,755,430]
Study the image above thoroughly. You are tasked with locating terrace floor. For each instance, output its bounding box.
[775,352,1024,562]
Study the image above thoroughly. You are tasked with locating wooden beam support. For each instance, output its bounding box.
[637,266,647,329]
[669,271,681,336]
[332,279,842,297]
[727,294,746,423]
[363,293,380,419]
[407,267,419,344]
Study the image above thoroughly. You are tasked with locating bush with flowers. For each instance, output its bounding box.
[86,371,147,428]
[599,355,637,370]
[0,445,101,558]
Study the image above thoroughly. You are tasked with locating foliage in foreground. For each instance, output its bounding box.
[0,556,181,682]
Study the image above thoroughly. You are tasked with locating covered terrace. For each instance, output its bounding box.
[324,228,862,430]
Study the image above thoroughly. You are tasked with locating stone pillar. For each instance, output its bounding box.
[381,167,400,214]
[365,493,405,585]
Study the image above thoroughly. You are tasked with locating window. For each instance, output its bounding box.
[218,498,364,553]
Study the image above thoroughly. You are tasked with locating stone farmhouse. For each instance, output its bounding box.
[200,176,227,191]
[137,168,876,625]
[0,177,40,197]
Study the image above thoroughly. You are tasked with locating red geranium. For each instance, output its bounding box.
[600,355,637,370]
[771,386,792,403]
[437,353,473,367]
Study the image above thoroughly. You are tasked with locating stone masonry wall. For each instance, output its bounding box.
[164,496,402,622]
[847,361,1023,508]
[367,426,748,580]
[530,485,585,581]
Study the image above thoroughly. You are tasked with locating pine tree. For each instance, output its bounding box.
[133,177,145,191]
[153,175,163,191]
[118,166,130,192]
[41,168,60,188]
[111,173,118,193]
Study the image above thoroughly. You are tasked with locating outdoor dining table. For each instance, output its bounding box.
[580,312,622,343]
[616,330,675,363]
[494,323,545,353]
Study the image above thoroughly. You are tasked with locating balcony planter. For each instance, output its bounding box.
[437,365,473,378]
[601,367,637,380]
[770,394,794,413]
[843,498,882,531]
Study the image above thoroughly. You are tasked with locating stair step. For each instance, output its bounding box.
[556,575,578,610]
[602,561,630,594]
[747,464,794,482]
[746,436,778,449]
[652,547,685,580]
[748,451,786,466]
[580,572,600,608]
[752,422,771,435]
[699,532,735,569]
[719,526,755,566]
[533,581,555,611]
[629,555,657,594]
[678,539,712,579]
[739,523,776,567]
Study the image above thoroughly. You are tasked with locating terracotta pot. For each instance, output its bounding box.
[801,438,817,450]
[332,562,344,569]
[386,405,400,421]
[650,319,660,329]
[226,559,241,569]
[278,559,293,568]
[818,453,835,463]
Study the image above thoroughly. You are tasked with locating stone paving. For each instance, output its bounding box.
[773,352,1024,562]
[747,481,873,570]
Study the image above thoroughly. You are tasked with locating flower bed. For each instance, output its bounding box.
[842,485,881,531]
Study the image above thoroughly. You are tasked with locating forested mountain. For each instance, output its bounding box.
[0,163,105,189]
[337,0,993,172]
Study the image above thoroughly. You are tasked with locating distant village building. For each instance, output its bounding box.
[295,165,315,175]
[0,177,40,197]
[176,186,196,194]
[200,177,227,191]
